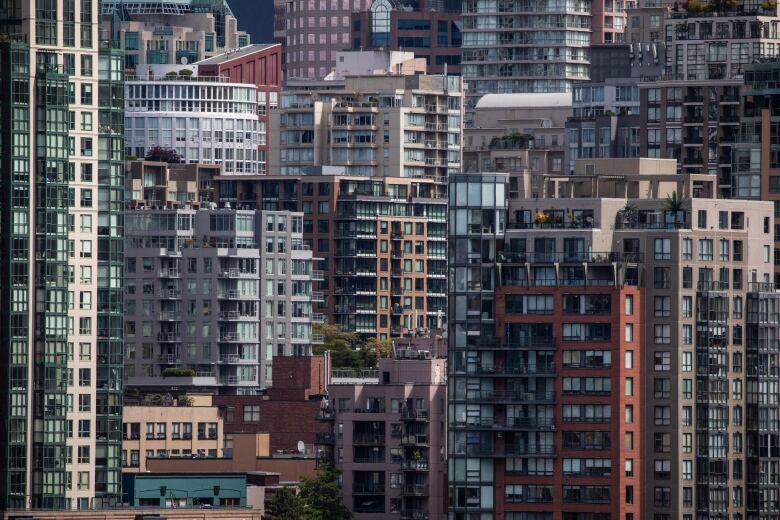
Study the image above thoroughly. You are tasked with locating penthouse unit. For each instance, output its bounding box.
[464,93,569,198]
[0,2,125,509]
[316,353,447,519]
[125,75,261,175]
[122,395,224,472]
[125,160,220,208]
[123,208,316,393]
[215,172,447,339]
[733,60,780,288]
[448,159,780,519]
[101,0,250,71]
[350,0,462,75]
[270,72,463,195]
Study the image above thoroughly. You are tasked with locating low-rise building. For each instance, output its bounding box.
[214,357,329,454]
[122,395,224,473]
[316,352,447,519]
[122,473,248,508]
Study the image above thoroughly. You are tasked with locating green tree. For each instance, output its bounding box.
[313,324,361,368]
[299,467,352,520]
[263,486,304,520]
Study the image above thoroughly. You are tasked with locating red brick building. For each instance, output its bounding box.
[213,356,329,453]
[197,44,282,175]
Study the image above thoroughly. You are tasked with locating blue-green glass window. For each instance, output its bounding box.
[205,33,214,52]
[125,32,139,50]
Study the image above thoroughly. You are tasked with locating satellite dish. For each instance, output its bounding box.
[180,56,188,65]
[297,441,305,453]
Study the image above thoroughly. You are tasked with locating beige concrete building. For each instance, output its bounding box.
[101,0,250,71]
[464,93,570,199]
[449,158,780,518]
[122,395,224,472]
[0,0,125,510]
[125,160,220,208]
[269,58,463,198]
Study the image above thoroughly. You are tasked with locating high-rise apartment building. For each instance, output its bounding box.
[350,0,462,75]
[640,8,780,196]
[0,0,124,510]
[734,61,780,287]
[565,45,643,173]
[461,0,593,108]
[124,75,262,175]
[448,159,780,518]
[123,205,317,393]
[280,0,372,79]
[215,172,447,339]
[101,0,250,71]
[269,65,463,196]
[316,351,447,519]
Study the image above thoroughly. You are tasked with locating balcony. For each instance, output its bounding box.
[311,270,325,281]
[159,268,180,278]
[463,390,556,403]
[401,434,429,446]
[401,409,429,422]
[159,311,179,321]
[219,332,244,342]
[312,334,324,345]
[315,432,335,444]
[497,250,643,264]
[354,456,386,464]
[353,482,385,494]
[504,444,556,456]
[400,459,429,471]
[353,434,386,445]
[218,290,242,299]
[401,509,429,520]
[157,332,180,342]
[471,363,555,376]
[218,310,254,320]
[401,484,429,496]
[311,313,326,324]
[311,291,324,302]
[219,268,254,278]
[317,408,336,421]
[159,289,181,299]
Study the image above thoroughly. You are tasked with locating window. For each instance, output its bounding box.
[80,83,93,105]
[654,406,671,426]
[625,378,634,396]
[654,296,671,317]
[682,296,692,318]
[682,238,692,260]
[654,325,671,344]
[682,351,692,372]
[699,239,713,261]
[654,238,671,260]
[625,323,633,342]
[654,351,671,371]
[243,405,260,423]
[624,295,633,315]
[697,210,707,228]
[654,378,671,398]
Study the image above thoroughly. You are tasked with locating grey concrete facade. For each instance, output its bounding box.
[124,209,318,394]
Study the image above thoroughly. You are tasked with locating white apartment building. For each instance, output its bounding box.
[125,76,261,175]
